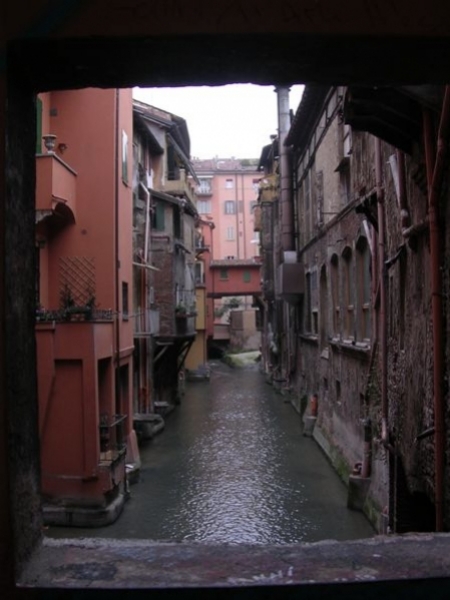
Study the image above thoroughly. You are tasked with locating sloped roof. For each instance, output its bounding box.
[284,85,330,150]
[192,158,259,172]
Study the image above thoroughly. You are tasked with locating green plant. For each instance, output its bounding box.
[61,284,75,309]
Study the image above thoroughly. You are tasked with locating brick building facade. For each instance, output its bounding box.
[258,85,449,533]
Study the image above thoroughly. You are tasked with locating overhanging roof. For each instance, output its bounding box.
[167,133,199,184]
[344,86,424,154]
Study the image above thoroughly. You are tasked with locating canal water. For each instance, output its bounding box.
[47,361,374,543]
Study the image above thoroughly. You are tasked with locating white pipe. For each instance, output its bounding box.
[276,86,294,252]
[139,182,151,263]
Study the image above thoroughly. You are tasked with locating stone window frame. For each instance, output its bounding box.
[224,200,236,214]
[319,263,328,348]
[355,235,371,343]
[197,199,211,214]
[330,253,340,339]
[226,226,235,241]
[341,245,355,342]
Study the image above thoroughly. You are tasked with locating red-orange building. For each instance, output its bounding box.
[35,88,139,526]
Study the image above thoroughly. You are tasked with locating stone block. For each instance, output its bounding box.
[347,475,371,511]
[303,415,317,437]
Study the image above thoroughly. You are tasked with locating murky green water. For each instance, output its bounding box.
[47,362,374,543]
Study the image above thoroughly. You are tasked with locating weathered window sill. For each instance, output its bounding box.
[330,338,371,359]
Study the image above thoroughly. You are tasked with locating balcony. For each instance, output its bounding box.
[175,313,197,336]
[163,168,197,207]
[133,308,160,336]
[195,234,210,256]
[196,180,213,196]
[36,307,113,323]
[99,414,127,465]
[36,153,77,224]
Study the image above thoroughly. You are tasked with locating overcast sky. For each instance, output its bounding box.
[133,84,304,160]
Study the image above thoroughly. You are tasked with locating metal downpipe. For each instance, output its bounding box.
[375,138,388,446]
[423,86,450,531]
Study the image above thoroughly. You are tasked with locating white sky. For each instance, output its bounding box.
[133,84,304,160]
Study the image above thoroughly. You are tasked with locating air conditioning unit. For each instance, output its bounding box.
[277,251,304,304]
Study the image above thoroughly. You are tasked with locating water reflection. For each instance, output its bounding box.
[47,362,374,543]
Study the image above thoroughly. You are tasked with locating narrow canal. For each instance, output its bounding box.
[47,361,374,543]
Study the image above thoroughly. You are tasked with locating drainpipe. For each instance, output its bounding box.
[139,181,151,412]
[276,87,294,385]
[396,150,410,232]
[361,418,372,478]
[276,87,294,253]
[423,86,450,532]
[375,137,388,446]
[114,89,121,416]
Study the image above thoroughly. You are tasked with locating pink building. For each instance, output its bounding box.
[192,159,262,349]
[192,159,261,262]
[35,88,139,526]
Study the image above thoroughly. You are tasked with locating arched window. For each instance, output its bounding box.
[342,246,354,340]
[330,254,339,337]
[320,265,328,347]
[356,236,371,341]
[304,272,312,333]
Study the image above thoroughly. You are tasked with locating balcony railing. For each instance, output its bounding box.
[36,307,113,323]
[175,313,196,336]
[196,182,213,196]
[99,414,127,464]
[163,169,197,206]
[133,308,160,336]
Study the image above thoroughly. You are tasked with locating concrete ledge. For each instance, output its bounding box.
[42,492,125,528]
[312,424,382,532]
[19,534,450,591]
[134,413,165,442]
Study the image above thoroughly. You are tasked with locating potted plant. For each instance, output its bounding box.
[61,285,75,320]
[175,303,187,318]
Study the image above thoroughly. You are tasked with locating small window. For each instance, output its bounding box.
[122,282,129,320]
[356,236,371,341]
[122,130,129,185]
[173,208,181,239]
[152,201,165,231]
[238,200,244,213]
[224,201,236,214]
[225,178,233,189]
[243,270,251,283]
[342,246,354,340]
[226,226,235,241]
[220,268,228,280]
[197,200,211,214]
[330,254,340,337]
[195,262,205,285]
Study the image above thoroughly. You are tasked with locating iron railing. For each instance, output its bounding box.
[99,413,127,464]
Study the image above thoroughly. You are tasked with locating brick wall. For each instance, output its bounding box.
[152,239,174,337]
